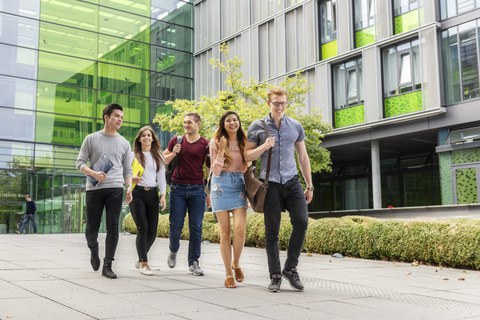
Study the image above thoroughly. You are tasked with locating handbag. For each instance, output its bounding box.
[244,120,272,213]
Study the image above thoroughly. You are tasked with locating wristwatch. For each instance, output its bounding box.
[306,186,314,192]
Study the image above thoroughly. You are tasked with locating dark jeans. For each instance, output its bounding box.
[129,187,159,262]
[264,175,308,277]
[85,188,123,262]
[169,184,205,265]
[19,214,37,233]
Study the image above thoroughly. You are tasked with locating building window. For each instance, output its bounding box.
[319,0,338,59]
[383,39,421,97]
[442,20,480,104]
[382,39,422,117]
[333,57,364,128]
[393,0,420,34]
[333,57,363,109]
[441,0,480,20]
[353,0,375,48]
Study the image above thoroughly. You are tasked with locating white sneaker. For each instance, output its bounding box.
[140,265,153,276]
[135,261,141,269]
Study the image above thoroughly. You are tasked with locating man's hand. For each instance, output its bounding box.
[125,187,133,204]
[94,171,107,183]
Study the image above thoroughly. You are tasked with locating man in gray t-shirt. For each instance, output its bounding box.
[75,103,133,279]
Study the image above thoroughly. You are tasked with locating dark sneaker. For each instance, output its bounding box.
[188,261,204,276]
[267,274,282,292]
[167,252,177,268]
[90,246,100,271]
[282,268,304,291]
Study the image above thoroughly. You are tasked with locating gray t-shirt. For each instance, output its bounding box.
[76,130,132,191]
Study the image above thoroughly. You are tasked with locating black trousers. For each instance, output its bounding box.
[264,176,308,277]
[85,188,123,262]
[129,187,159,262]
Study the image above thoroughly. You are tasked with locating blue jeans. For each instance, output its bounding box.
[264,175,308,277]
[85,188,123,262]
[169,184,206,265]
[19,214,37,233]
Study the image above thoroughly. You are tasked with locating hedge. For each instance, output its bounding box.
[123,213,480,270]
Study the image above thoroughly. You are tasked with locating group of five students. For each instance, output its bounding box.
[75,86,314,292]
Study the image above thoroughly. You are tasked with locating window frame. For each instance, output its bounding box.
[333,56,363,110]
[319,0,337,45]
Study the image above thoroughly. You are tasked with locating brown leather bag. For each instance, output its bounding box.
[244,120,272,213]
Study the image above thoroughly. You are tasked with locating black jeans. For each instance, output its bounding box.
[129,187,159,262]
[264,176,308,277]
[85,188,123,262]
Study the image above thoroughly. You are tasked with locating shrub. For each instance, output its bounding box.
[123,213,480,270]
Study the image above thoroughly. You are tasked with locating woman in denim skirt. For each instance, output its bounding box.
[209,111,248,288]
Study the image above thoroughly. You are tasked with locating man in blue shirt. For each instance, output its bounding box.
[245,86,314,292]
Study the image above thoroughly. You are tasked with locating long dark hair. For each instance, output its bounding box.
[213,111,247,168]
[133,126,165,171]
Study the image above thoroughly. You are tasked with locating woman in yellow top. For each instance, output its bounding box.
[209,111,248,288]
[130,126,167,275]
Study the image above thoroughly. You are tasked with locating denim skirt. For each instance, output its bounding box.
[210,171,247,212]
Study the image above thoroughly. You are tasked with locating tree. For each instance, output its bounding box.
[153,43,332,174]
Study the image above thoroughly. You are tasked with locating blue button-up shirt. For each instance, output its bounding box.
[247,114,305,184]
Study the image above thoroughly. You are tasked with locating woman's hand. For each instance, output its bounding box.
[159,194,166,211]
[132,175,142,184]
[218,136,227,152]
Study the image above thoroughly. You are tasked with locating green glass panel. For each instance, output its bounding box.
[455,168,478,204]
[99,6,150,40]
[98,62,149,97]
[100,0,150,17]
[40,0,98,32]
[98,91,149,124]
[38,52,95,85]
[34,144,80,170]
[452,149,480,164]
[35,112,98,146]
[394,10,419,34]
[151,21,193,53]
[334,104,365,128]
[438,153,453,205]
[39,22,98,59]
[355,26,375,48]
[322,40,338,60]
[99,35,150,70]
[384,91,423,118]
[37,82,96,117]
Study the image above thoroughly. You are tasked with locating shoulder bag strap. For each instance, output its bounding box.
[261,120,272,186]
[175,135,183,180]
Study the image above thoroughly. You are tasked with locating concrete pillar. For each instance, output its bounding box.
[371,140,382,209]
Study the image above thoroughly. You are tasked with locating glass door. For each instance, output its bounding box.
[62,184,85,233]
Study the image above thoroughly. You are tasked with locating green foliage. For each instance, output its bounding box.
[123,213,480,270]
[153,43,332,174]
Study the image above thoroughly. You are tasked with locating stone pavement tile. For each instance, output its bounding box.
[344,296,475,320]
[114,314,186,320]
[0,297,94,320]
[422,289,480,305]
[12,279,164,319]
[0,279,36,299]
[244,302,352,320]
[172,287,274,309]
[0,269,55,281]
[178,308,280,320]
[119,290,225,314]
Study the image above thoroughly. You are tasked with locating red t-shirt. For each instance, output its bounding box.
[167,136,209,185]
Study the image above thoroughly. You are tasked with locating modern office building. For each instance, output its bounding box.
[0,0,193,233]
[194,0,480,212]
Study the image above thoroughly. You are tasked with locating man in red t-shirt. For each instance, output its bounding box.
[163,112,210,276]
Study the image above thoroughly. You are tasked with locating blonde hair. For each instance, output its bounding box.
[267,86,288,101]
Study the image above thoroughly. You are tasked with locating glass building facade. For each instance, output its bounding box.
[0,0,193,233]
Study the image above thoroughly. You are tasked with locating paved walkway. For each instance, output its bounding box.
[1,233,480,320]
